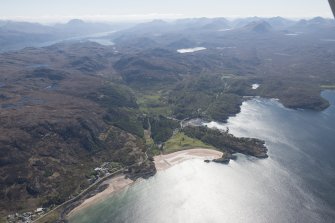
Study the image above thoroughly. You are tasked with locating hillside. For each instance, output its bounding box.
[1,17,335,220]
[0,43,155,217]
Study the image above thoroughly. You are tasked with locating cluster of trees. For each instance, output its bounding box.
[168,75,248,122]
[148,115,179,143]
[182,126,267,158]
[87,84,145,137]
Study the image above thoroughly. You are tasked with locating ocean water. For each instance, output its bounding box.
[69,91,335,223]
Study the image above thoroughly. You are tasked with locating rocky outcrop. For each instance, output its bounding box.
[213,153,235,164]
[182,126,268,159]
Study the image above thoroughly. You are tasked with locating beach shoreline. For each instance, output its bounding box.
[67,175,135,218]
[154,148,223,171]
[67,148,223,218]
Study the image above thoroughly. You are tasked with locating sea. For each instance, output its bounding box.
[69,91,335,223]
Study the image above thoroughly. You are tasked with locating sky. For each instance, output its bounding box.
[0,0,333,23]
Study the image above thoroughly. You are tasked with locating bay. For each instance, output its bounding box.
[69,91,335,223]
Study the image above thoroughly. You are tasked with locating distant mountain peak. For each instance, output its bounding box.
[309,17,327,24]
[293,17,335,29]
[67,19,86,25]
[244,21,273,33]
[148,19,169,25]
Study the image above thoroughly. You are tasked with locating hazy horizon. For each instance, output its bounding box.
[0,16,333,26]
[0,0,333,23]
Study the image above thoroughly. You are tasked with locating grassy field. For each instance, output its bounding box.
[144,130,154,146]
[321,84,335,89]
[34,208,61,223]
[163,132,214,154]
[144,130,161,156]
[137,92,172,116]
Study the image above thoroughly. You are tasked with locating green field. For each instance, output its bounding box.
[144,130,154,146]
[35,208,61,223]
[163,132,214,154]
[321,84,335,89]
[144,130,161,156]
[137,92,172,116]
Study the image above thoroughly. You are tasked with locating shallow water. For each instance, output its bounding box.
[70,91,335,223]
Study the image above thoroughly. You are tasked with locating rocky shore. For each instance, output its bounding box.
[182,126,268,162]
[212,153,236,164]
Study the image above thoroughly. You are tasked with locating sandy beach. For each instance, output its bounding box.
[154,148,223,171]
[68,148,223,218]
[68,175,134,217]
